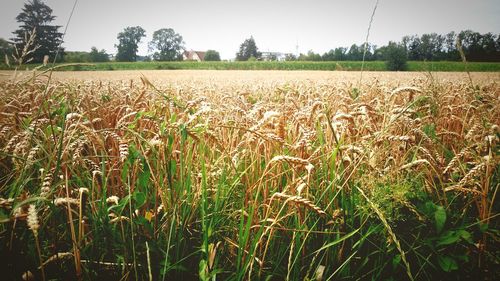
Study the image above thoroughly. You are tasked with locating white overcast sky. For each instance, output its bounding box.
[1,0,499,60]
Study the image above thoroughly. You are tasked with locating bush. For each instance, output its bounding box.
[204,50,220,61]
[385,42,408,71]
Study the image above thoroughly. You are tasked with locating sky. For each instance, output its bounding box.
[1,0,499,60]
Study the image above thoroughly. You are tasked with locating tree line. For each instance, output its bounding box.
[1,0,499,65]
[294,31,500,62]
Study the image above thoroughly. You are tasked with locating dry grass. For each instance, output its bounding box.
[1,69,500,85]
[0,70,498,280]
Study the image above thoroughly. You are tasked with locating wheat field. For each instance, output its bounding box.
[0,70,498,280]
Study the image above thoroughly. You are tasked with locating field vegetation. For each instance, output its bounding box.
[1,60,500,72]
[0,69,498,280]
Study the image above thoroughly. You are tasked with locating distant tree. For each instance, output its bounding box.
[373,45,388,60]
[64,51,89,63]
[0,38,13,63]
[333,47,347,61]
[115,26,146,62]
[360,43,375,61]
[308,50,322,61]
[471,32,498,61]
[385,41,408,71]
[204,50,221,61]
[148,28,184,61]
[444,32,459,60]
[89,47,109,62]
[11,0,64,63]
[298,50,321,61]
[236,36,261,61]
[285,53,297,61]
[322,49,335,61]
[407,35,421,60]
[347,44,363,61]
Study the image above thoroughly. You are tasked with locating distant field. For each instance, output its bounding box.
[1,60,500,72]
[2,70,500,85]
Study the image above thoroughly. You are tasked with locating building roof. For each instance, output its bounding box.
[183,50,206,61]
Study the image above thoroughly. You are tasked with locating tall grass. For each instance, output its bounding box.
[0,72,498,280]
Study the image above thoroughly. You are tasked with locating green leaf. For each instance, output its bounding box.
[437,255,458,272]
[479,222,488,233]
[458,229,472,243]
[392,254,401,269]
[437,231,460,246]
[133,191,146,208]
[180,124,188,142]
[423,123,437,140]
[434,206,446,233]
[313,228,360,254]
[121,161,130,182]
[138,167,151,190]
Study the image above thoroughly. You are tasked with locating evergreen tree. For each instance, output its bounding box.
[11,0,64,63]
[236,36,261,61]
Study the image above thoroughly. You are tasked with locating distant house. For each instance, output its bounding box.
[260,52,292,61]
[183,50,206,61]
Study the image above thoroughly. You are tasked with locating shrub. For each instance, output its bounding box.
[204,50,220,61]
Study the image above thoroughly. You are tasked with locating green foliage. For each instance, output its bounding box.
[148,28,184,61]
[298,50,322,61]
[89,47,109,62]
[204,50,220,61]
[11,0,64,63]
[434,206,446,234]
[4,60,500,72]
[63,51,89,63]
[385,41,408,71]
[63,47,109,63]
[115,26,146,62]
[0,38,13,63]
[236,36,261,61]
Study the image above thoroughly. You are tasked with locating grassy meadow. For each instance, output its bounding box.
[0,70,498,280]
[1,60,500,72]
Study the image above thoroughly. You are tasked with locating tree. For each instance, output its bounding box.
[333,47,347,61]
[204,50,221,61]
[444,32,459,60]
[89,47,109,62]
[11,0,64,63]
[236,36,261,61]
[148,28,184,61]
[385,41,407,71]
[322,49,335,61]
[285,53,297,61]
[0,38,13,63]
[115,26,146,62]
[347,44,363,61]
[64,51,89,63]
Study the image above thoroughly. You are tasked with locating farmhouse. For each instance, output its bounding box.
[183,50,206,61]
